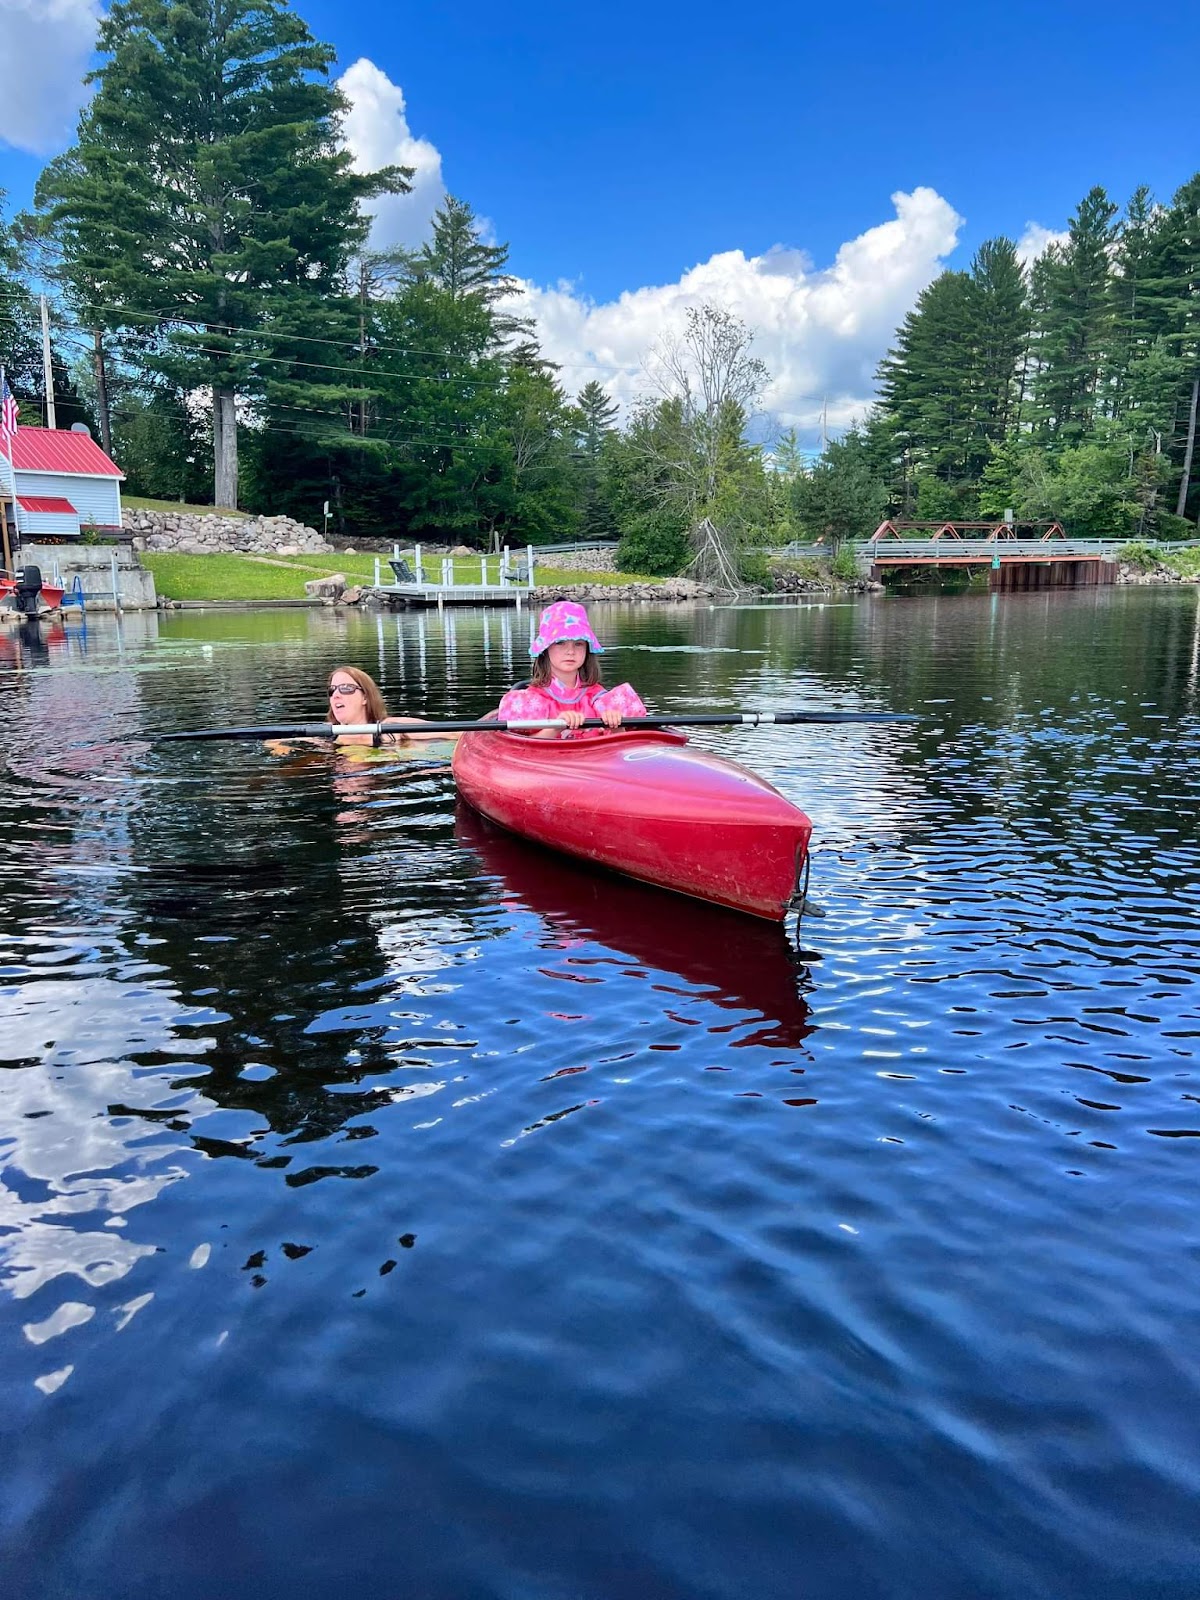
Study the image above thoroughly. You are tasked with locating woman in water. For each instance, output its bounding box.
[326,665,451,747]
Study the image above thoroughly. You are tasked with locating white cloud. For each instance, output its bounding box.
[0,0,100,155]
[506,187,963,443]
[337,58,445,252]
[1016,221,1068,265]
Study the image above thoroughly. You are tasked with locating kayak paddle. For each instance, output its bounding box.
[159,711,916,742]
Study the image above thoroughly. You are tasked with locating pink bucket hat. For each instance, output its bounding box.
[529,600,605,657]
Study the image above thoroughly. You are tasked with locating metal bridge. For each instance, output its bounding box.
[776,522,1129,589]
[865,521,1120,587]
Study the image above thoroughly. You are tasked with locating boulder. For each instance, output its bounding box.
[304,573,346,600]
[340,585,364,605]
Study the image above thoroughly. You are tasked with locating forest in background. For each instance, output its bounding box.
[1,0,1197,575]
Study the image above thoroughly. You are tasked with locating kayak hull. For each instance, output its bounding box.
[452,728,812,921]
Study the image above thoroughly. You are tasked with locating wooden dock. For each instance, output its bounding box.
[369,581,534,608]
[365,543,538,607]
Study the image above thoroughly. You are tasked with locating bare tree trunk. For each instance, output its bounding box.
[213,387,238,508]
[1177,373,1199,519]
[92,329,112,457]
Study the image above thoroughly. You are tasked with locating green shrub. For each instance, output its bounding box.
[831,546,861,582]
[1118,540,1160,572]
[1162,546,1200,579]
[737,548,772,587]
[616,510,689,576]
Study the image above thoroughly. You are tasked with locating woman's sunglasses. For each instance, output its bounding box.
[329,682,363,698]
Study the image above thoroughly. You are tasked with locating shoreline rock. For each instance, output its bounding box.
[1115,559,1199,585]
[123,508,331,555]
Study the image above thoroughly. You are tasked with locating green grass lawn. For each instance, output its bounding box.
[142,550,664,601]
[124,495,249,518]
[143,553,318,600]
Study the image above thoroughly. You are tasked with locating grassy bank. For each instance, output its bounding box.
[142,551,661,601]
[1119,542,1200,580]
[1162,546,1200,579]
[124,495,249,518]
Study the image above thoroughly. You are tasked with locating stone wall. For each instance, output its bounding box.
[123,507,330,554]
[536,546,617,573]
[529,578,715,603]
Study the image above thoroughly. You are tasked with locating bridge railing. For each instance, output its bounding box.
[770,538,1132,561]
[864,538,1127,559]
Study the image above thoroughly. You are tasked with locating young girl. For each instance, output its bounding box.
[496,602,647,738]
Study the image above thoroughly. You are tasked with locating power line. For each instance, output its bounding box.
[0,278,634,381]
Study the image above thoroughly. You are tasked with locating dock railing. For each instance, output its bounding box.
[370,543,537,594]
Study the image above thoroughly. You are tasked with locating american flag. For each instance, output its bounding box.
[0,376,18,435]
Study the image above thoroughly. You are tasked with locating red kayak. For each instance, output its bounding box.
[452,727,812,921]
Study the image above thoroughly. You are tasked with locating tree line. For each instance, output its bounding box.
[844,182,1200,545]
[2,0,1196,567]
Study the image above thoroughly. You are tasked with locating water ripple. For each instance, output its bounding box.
[2,592,1200,1599]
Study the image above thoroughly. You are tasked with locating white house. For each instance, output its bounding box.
[0,425,125,544]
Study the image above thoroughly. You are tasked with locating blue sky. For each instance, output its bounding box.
[303,0,1195,295]
[1,0,1197,443]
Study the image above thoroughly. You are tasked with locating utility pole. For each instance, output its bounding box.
[820,396,828,454]
[40,295,56,430]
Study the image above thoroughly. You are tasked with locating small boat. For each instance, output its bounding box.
[0,573,65,614]
[452,727,813,922]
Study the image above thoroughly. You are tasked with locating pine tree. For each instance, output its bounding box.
[1105,187,1164,420]
[570,379,620,539]
[1030,186,1118,444]
[877,270,980,486]
[36,0,406,508]
[772,426,806,480]
[1143,174,1200,518]
[791,428,886,550]
[413,197,530,348]
[970,237,1028,448]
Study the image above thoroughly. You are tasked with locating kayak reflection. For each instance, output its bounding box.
[456,804,815,1051]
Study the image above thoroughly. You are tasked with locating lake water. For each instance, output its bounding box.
[2,588,1199,1600]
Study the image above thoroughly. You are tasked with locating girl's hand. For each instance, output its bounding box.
[559,709,586,731]
[599,705,624,730]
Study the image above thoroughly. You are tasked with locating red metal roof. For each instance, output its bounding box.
[0,428,124,478]
[17,495,78,514]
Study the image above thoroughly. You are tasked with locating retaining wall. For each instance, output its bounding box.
[123,508,330,554]
[20,542,158,611]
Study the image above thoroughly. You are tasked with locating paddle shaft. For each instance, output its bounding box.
[160,711,914,743]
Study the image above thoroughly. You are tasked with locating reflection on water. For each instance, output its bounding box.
[456,804,816,1051]
[2,589,1200,1600]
